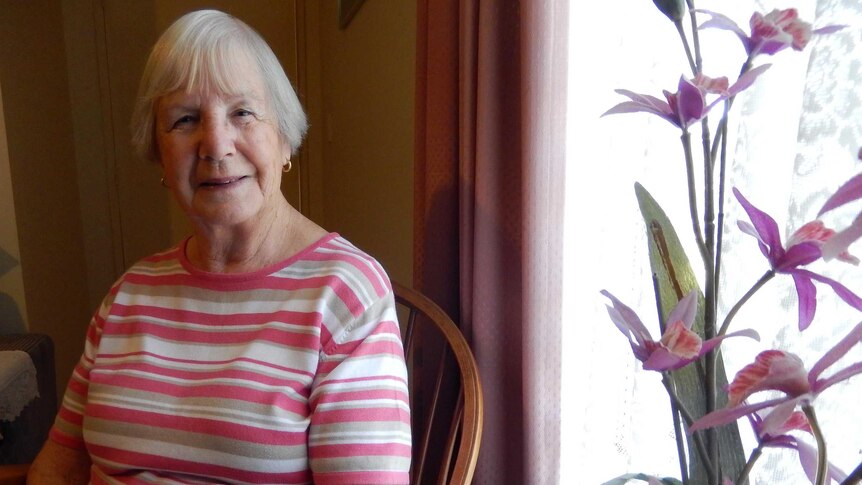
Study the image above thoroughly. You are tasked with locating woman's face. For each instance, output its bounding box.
[154,63,289,230]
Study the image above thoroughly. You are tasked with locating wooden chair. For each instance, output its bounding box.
[0,285,485,485]
[392,281,483,485]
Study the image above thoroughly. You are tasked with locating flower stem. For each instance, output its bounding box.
[666,376,690,484]
[736,444,763,485]
[841,460,862,484]
[674,19,697,76]
[718,270,775,337]
[684,0,702,72]
[803,404,828,485]
[662,373,714,479]
[681,131,709,267]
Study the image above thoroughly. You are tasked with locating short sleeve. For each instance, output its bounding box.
[309,285,412,485]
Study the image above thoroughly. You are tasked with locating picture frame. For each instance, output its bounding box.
[338,0,366,29]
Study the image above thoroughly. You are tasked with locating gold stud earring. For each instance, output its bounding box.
[160,177,169,188]
[283,159,292,173]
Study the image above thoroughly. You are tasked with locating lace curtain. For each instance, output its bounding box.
[561,1,862,483]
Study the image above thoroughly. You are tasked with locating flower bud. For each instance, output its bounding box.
[652,0,685,22]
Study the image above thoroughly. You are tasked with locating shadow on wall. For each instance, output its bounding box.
[0,245,25,334]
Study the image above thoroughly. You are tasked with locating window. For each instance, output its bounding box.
[561,1,862,483]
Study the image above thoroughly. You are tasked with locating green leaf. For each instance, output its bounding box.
[635,183,747,484]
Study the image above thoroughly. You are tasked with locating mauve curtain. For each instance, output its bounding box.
[413,1,568,483]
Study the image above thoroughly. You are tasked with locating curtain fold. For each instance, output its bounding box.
[414,1,568,482]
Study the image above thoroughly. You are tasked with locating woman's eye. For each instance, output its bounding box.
[171,115,195,128]
[234,109,254,118]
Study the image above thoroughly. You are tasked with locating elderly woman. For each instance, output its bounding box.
[28,9,411,485]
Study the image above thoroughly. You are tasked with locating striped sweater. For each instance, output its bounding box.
[50,234,411,484]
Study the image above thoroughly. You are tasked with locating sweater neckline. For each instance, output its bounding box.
[176,232,340,281]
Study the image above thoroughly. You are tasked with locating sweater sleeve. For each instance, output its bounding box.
[308,284,412,485]
[48,285,116,449]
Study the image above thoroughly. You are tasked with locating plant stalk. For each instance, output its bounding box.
[662,373,714,478]
[736,444,763,485]
[803,404,828,485]
[841,460,862,484]
[719,270,775,336]
[680,131,710,267]
[666,376,691,485]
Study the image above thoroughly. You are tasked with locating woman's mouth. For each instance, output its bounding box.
[199,176,248,188]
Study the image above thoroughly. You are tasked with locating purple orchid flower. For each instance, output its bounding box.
[734,187,862,330]
[602,65,770,130]
[818,149,862,261]
[746,410,848,483]
[690,321,862,436]
[697,8,845,58]
[602,289,758,371]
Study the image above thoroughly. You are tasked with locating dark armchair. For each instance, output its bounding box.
[0,334,57,465]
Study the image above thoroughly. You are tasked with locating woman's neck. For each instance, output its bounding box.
[186,198,297,273]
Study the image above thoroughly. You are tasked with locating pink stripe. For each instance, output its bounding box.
[91,375,309,415]
[98,351,316,379]
[317,374,409,388]
[57,405,84,425]
[94,361,311,394]
[311,407,411,426]
[122,271,334,294]
[304,244,387,298]
[311,470,409,485]
[311,443,411,459]
[49,429,85,450]
[112,304,324,328]
[313,388,409,406]
[104,318,320,349]
[87,444,312,483]
[86,405,309,446]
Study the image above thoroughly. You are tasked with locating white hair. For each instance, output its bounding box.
[130,9,307,161]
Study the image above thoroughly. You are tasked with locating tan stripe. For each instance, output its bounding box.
[85,417,310,461]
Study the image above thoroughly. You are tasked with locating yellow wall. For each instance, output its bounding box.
[0,0,93,395]
[0,0,415,397]
[310,0,415,286]
[0,81,28,334]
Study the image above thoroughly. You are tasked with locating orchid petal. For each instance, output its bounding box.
[642,347,687,371]
[822,213,862,261]
[602,290,653,345]
[776,242,821,272]
[813,25,846,35]
[737,220,771,258]
[676,76,707,126]
[727,350,810,406]
[814,361,862,395]
[766,409,811,436]
[606,304,642,344]
[699,329,759,357]
[794,438,849,484]
[602,101,676,121]
[695,9,749,42]
[759,399,800,437]
[809,322,862,382]
[803,269,862,312]
[689,396,791,433]
[660,321,702,359]
[734,188,784,263]
[791,272,817,331]
[667,290,698,329]
[818,173,862,216]
[728,63,772,95]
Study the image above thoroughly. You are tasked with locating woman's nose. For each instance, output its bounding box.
[198,117,235,162]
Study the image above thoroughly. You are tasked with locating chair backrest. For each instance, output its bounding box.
[392,281,483,485]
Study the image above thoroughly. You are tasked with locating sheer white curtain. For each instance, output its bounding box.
[562,1,862,484]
